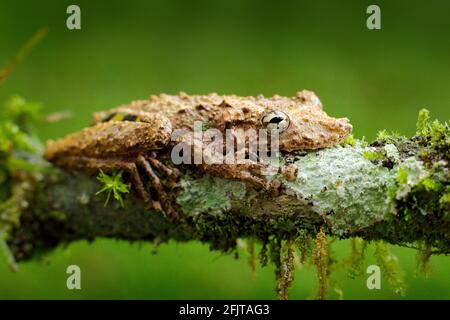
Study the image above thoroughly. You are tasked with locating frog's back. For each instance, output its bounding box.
[91,91,314,129]
[91,92,263,129]
[90,90,344,141]
[93,92,214,124]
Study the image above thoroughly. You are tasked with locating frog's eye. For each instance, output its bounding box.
[261,111,290,132]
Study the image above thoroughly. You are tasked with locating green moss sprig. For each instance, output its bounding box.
[96,170,129,207]
[415,108,449,151]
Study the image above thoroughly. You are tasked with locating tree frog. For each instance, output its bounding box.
[44,90,352,218]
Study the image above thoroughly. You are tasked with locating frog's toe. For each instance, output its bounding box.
[136,155,180,221]
[146,152,181,180]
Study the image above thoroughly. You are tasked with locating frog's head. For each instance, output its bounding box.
[260,91,352,151]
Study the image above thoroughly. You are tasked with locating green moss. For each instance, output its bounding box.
[0,96,44,248]
[416,242,432,276]
[96,170,129,207]
[388,146,447,224]
[267,237,286,299]
[416,109,430,137]
[420,176,441,192]
[344,238,367,279]
[415,109,449,151]
[374,242,405,295]
[376,130,405,144]
[313,227,329,300]
[277,239,295,300]
[0,180,35,270]
[363,143,399,165]
[295,229,314,265]
[429,119,449,149]
[363,149,384,161]
[394,158,428,200]
[326,238,343,300]
[258,239,269,267]
[440,191,450,210]
[246,238,256,276]
[0,231,18,272]
[340,134,356,147]
[2,96,42,134]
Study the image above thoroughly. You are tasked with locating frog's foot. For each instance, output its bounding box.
[60,156,155,206]
[199,163,275,190]
[58,156,178,219]
[136,155,178,220]
[145,151,180,182]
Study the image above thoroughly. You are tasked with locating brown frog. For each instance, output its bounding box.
[44,90,352,218]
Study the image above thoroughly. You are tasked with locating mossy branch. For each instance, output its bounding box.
[1,33,447,298]
[0,101,449,298]
[6,127,450,261]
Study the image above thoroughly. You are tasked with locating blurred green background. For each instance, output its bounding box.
[0,0,449,299]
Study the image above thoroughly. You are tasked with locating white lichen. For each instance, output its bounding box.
[283,146,396,235]
[394,157,428,200]
[177,176,247,216]
[384,144,400,162]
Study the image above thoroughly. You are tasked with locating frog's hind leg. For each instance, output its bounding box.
[136,155,178,219]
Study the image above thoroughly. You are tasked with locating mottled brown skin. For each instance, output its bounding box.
[89,90,352,150]
[44,90,352,218]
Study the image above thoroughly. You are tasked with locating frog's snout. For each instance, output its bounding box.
[336,117,353,137]
[315,116,353,144]
[320,116,352,134]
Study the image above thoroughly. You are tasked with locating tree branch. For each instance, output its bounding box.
[6,133,449,262]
